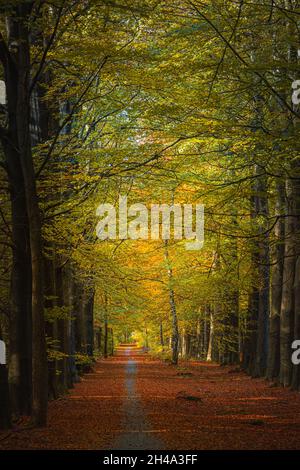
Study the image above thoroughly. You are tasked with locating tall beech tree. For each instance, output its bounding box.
[0,2,47,425]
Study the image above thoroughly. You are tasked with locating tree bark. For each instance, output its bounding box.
[160,319,164,349]
[6,146,32,417]
[267,184,285,380]
[104,316,108,359]
[279,179,295,387]
[44,254,59,400]
[0,327,11,429]
[254,173,270,377]
[103,293,108,358]
[0,3,48,425]
[85,290,94,357]
[206,307,214,362]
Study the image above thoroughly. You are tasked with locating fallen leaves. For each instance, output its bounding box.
[2,352,300,450]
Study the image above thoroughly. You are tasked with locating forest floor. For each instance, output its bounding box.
[1,346,300,450]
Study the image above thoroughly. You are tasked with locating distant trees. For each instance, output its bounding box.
[105,0,300,391]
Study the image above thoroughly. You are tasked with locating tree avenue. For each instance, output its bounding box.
[0,0,300,436]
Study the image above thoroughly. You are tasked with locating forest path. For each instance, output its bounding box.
[112,345,162,450]
[2,347,300,449]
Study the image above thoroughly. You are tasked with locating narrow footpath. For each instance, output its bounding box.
[1,345,300,450]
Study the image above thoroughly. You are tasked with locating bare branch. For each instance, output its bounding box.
[188,0,300,119]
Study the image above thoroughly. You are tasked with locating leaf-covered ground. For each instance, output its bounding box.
[136,358,300,449]
[1,348,300,450]
[0,359,125,450]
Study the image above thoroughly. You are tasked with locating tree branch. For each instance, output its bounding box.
[188,0,300,119]
[30,3,65,94]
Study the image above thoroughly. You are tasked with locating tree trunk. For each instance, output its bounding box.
[44,254,59,400]
[160,319,164,349]
[280,179,295,387]
[292,255,300,390]
[196,316,201,358]
[103,293,109,358]
[243,167,270,377]
[164,241,179,365]
[0,3,48,426]
[291,153,300,390]
[104,316,108,359]
[63,264,77,387]
[15,5,47,425]
[111,328,114,355]
[0,328,11,429]
[253,172,270,377]
[206,308,214,362]
[85,290,94,357]
[56,264,68,395]
[5,147,32,417]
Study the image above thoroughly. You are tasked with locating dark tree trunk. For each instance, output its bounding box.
[44,254,59,400]
[292,255,300,390]
[222,216,239,365]
[95,327,102,351]
[279,0,298,389]
[243,169,270,377]
[0,328,11,429]
[6,147,32,417]
[280,180,295,387]
[0,3,48,425]
[85,290,94,357]
[74,282,87,356]
[254,173,270,377]
[15,6,48,424]
[160,319,164,349]
[267,185,285,380]
[242,288,259,373]
[55,264,68,394]
[206,307,214,362]
[164,241,179,365]
[203,314,208,359]
[104,316,108,359]
[111,328,114,355]
[103,292,109,358]
[62,264,77,388]
[144,327,149,349]
[291,158,300,390]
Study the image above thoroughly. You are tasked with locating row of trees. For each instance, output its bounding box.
[0,0,148,428]
[102,0,300,388]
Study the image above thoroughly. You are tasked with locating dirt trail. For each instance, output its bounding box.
[112,347,162,450]
[1,345,300,450]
